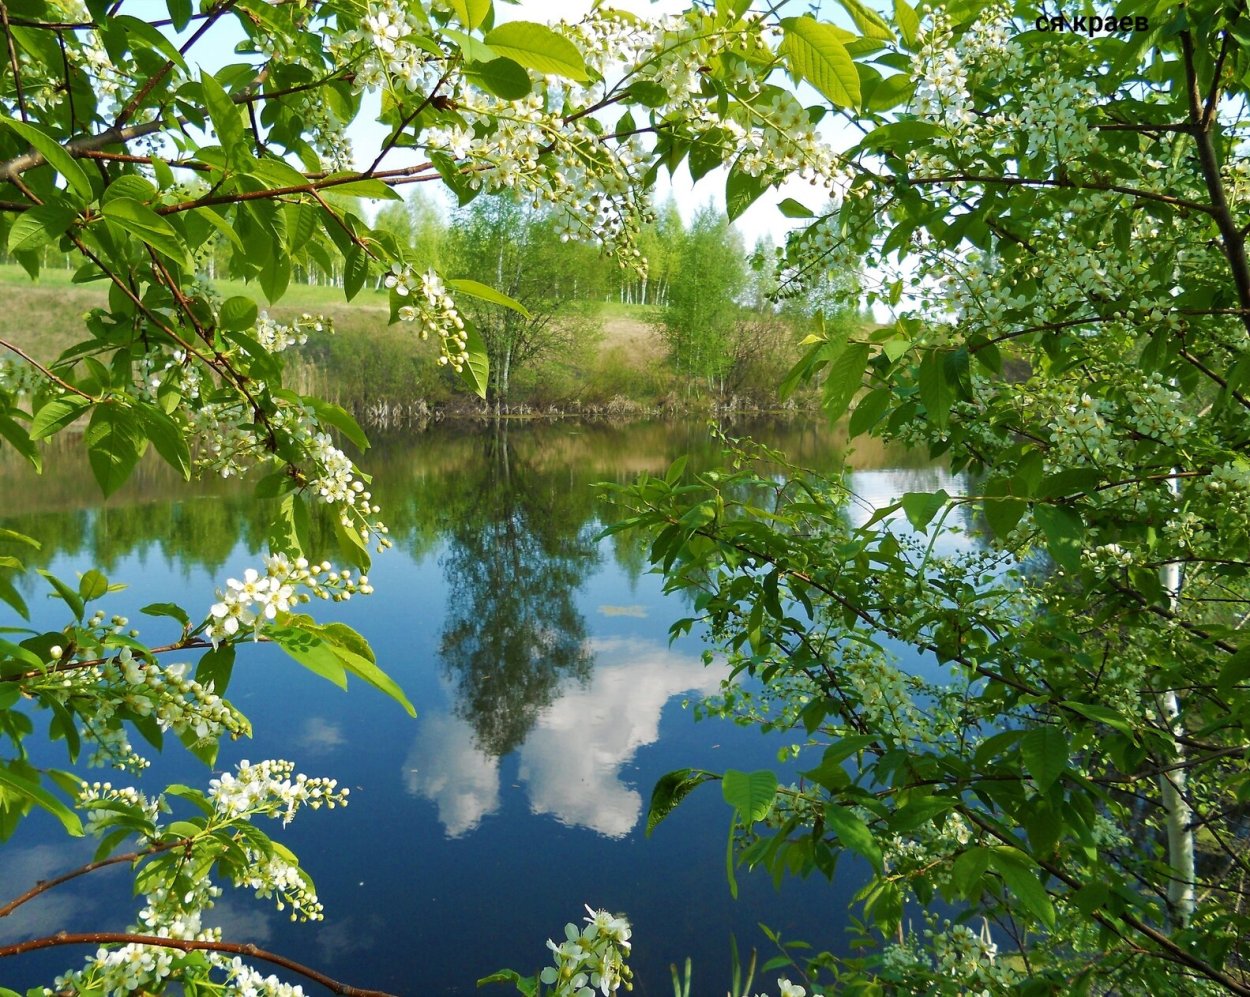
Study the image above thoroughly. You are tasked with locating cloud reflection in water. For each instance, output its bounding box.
[405,637,722,840]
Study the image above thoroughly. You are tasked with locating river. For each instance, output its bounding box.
[0,417,960,995]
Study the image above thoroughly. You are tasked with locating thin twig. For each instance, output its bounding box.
[0,932,398,997]
[0,338,97,399]
[0,1,28,121]
[0,840,189,919]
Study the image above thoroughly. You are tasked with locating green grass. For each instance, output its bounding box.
[3,265,811,408]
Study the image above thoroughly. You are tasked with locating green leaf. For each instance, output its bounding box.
[465,57,532,99]
[195,644,235,695]
[824,804,882,871]
[0,414,41,472]
[901,489,949,531]
[135,404,191,480]
[141,602,190,627]
[449,0,492,30]
[777,197,814,218]
[84,404,146,497]
[260,248,291,303]
[866,73,914,111]
[779,16,860,108]
[317,621,417,717]
[726,164,769,221]
[917,349,955,431]
[647,768,716,836]
[166,0,192,30]
[721,769,777,823]
[483,21,589,81]
[302,396,370,451]
[101,198,192,269]
[200,70,248,169]
[822,342,869,421]
[113,15,189,72]
[477,969,538,996]
[1020,726,1069,791]
[1033,504,1084,571]
[984,496,1026,538]
[268,621,348,690]
[446,277,533,319]
[7,204,77,254]
[344,246,367,301]
[951,846,992,899]
[0,765,83,836]
[219,296,259,332]
[101,174,158,204]
[322,176,402,201]
[458,317,489,399]
[848,387,891,437]
[78,568,108,601]
[0,117,93,201]
[990,847,1055,929]
[835,0,895,40]
[895,0,921,46]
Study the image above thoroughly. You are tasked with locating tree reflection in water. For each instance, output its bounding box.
[437,422,598,757]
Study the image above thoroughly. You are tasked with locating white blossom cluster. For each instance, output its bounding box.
[53,760,345,995]
[36,641,246,772]
[0,358,45,396]
[1048,393,1121,467]
[208,758,348,827]
[387,265,470,370]
[236,845,326,921]
[540,906,634,996]
[54,943,176,995]
[1081,542,1134,576]
[76,781,163,834]
[253,312,330,353]
[879,916,1014,991]
[842,645,928,743]
[204,554,373,648]
[334,0,455,96]
[186,397,385,549]
[909,6,1097,175]
[880,814,972,878]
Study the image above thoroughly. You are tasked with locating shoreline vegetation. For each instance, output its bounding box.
[0,191,860,429]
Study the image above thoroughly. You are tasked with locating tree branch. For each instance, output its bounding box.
[0,932,399,997]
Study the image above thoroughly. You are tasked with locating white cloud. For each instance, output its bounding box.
[403,713,501,837]
[517,637,723,838]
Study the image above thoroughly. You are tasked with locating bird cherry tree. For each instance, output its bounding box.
[607,0,1250,994]
[0,0,901,993]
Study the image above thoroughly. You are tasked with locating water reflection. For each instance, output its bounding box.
[404,712,500,837]
[517,637,723,838]
[437,427,598,756]
[0,417,947,992]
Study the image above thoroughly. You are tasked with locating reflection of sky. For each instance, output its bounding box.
[0,842,101,943]
[405,637,724,839]
[519,637,724,838]
[404,713,501,837]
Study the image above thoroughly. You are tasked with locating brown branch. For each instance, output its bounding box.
[1093,121,1191,133]
[367,63,457,175]
[961,810,1250,994]
[0,840,189,919]
[1177,346,1250,411]
[910,173,1213,215]
[1181,30,1250,338]
[112,0,239,129]
[0,338,97,399]
[0,932,398,997]
[0,2,28,121]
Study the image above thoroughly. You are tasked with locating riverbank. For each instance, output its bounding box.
[0,264,809,415]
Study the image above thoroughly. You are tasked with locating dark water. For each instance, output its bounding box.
[0,418,960,995]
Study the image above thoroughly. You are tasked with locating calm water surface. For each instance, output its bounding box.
[0,419,962,995]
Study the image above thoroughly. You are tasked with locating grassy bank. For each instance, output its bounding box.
[0,264,808,419]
